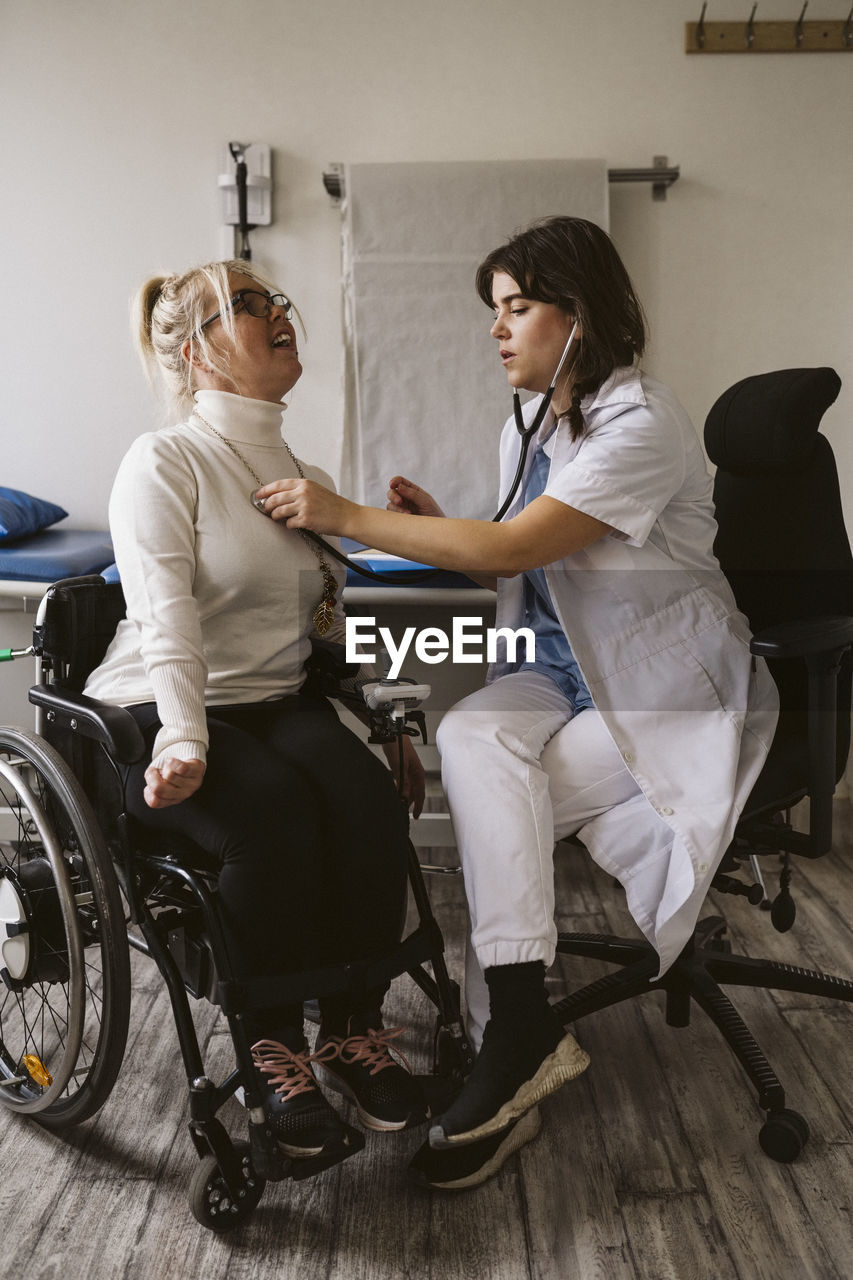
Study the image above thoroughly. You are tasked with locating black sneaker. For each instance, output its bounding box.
[312,1025,427,1132]
[428,1015,589,1149]
[251,1037,347,1157]
[409,1106,542,1190]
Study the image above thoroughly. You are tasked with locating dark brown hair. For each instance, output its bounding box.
[475,217,646,438]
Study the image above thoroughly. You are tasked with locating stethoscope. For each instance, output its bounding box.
[304,319,580,583]
[492,319,580,522]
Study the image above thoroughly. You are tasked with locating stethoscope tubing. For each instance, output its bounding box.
[491,383,558,523]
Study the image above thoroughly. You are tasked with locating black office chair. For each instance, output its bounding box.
[552,367,853,1162]
[0,580,472,1230]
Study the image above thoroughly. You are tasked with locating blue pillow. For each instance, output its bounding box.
[0,486,68,541]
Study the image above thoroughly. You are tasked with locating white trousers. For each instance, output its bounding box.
[436,671,641,1049]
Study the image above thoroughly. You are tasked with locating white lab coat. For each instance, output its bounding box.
[488,365,779,974]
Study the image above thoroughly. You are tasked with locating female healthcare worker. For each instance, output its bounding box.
[252,216,780,1187]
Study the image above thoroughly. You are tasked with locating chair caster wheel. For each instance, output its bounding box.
[770,892,796,933]
[189,1140,266,1232]
[758,1109,810,1163]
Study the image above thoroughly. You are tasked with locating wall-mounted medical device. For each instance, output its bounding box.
[219,142,272,260]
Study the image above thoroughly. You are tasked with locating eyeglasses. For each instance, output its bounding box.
[199,289,293,332]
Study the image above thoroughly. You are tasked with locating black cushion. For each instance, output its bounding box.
[705,367,841,475]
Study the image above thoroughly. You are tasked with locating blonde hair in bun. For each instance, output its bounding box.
[133,260,299,411]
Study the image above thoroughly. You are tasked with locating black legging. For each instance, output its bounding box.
[124,692,410,1037]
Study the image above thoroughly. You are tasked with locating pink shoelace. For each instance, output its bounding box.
[250,1038,340,1103]
[332,1026,413,1076]
[251,1026,414,1103]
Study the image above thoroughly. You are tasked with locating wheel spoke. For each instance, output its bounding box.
[0,728,130,1123]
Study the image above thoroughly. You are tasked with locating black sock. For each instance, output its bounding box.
[484,961,550,1024]
[435,963,566,1137]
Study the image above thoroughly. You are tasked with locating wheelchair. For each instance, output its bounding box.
[0,575,473,1231]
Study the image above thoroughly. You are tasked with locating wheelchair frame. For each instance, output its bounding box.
[0,576,473,1231]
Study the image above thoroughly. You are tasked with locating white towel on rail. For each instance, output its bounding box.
[341,159,609,520]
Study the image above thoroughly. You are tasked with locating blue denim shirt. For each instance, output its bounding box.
[513,432,593,711]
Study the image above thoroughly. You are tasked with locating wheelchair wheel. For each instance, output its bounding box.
[189,1141,266,1232]
[0,727,130,1127]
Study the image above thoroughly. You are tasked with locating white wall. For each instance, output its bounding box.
[2,0,851,535]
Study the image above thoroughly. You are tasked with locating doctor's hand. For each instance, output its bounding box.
[143,758,206,809]
[382,733,426,818]
[386,476,445,518]
[254,478,355,536]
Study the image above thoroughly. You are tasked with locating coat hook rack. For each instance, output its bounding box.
[322,158,681,204]
[687,3,853,51]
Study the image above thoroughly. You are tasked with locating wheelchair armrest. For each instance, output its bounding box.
[28,683,146,764]
[750,615,853,660]
[303,637,365,711]
[305,637,360,681]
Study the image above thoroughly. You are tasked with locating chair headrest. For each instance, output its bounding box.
[704,367,841,475]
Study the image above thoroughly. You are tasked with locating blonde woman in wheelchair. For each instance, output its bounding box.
[84,261,427,1156]
[254,216,780,1188]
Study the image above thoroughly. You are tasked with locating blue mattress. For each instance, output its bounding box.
[0,529,114,582]
[0,529,471,591]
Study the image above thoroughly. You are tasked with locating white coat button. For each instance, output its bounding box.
[623,751,634,763]
[662,806,674,816]
[698,862,709,873]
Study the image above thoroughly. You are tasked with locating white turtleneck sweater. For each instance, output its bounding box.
[84,390,343,770]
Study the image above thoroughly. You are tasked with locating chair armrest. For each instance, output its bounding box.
[750,615,853,660]
[28,683,146,764]
[749,614,853,858]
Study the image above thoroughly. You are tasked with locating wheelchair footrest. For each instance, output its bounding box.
[248,1116,365,1183]
[289,1122,365,1181]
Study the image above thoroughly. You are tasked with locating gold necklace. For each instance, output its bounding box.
[193,410,338,635]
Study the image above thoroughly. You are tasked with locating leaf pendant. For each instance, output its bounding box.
[313,598,335,636]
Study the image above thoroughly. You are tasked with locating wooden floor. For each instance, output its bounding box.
[2,797,852,1280]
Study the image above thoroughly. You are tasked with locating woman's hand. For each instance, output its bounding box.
[253,478,354,536]
[143,758,206,809]
[386,476,445,518]
[382,734,426,818]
